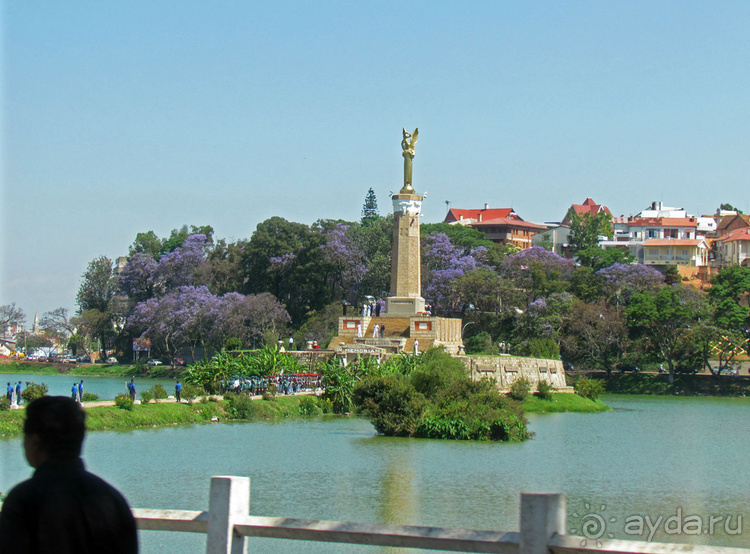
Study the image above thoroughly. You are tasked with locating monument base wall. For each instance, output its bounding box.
[457,355,571,392]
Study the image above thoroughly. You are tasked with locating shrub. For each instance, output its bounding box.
[525,337,560,360]
[225,337,243,351]
[181,384,201,405]
[149,384,168,402]
[574,376,605,400]
[225,393,257,420]
[0,397,10,411]
[508,377,531,401]
[262,391,276,401]
[114,393,133,410]
[535,380,556,401]
[140,390,153,404]
[299,396,320,416]
[81,392,99,402]
[21,383,48,403]
[353,376,426,437]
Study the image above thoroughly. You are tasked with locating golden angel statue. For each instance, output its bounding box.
[401,127,418,192]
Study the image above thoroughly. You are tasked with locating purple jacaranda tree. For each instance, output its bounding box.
[128,285,216,362]
[320,224,368,303]
[596,263,664,307]
[155,234,209,293]
[501,246,575,305]
[209,292,291,349]
[515,292,575,342]
[119,253,158,303]
[129,287,291,360]
[421,233,485,314]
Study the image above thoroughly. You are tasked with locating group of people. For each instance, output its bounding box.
[6,381,23,406]
[361,301,383,317]
[70,380,84,403]
[223,374,323,396]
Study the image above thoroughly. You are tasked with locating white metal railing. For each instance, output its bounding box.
[132,476,746,554]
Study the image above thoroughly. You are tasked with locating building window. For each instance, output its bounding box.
[647,229,657,238]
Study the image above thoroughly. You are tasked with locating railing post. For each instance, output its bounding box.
[519,493,565,554]
[206,476,250,554]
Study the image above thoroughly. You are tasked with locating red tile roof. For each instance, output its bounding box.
[568,197,612,218]
[471,217,547,230]
[717,228,750,243]
[445,208,515,223]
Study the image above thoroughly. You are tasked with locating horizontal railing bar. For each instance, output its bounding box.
[234,516,520,553]
[133,508,208,533]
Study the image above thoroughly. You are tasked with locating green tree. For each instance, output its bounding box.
[709,265,750,330]
[129,231,162,258]
[361,188,380,226]
[626,285,707,383]
[576,247,634,270]
[560,300,628,375]
[76,256,118,313]
[567,210,613,253]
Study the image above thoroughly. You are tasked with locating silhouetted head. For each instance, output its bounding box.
[23,396,85,466]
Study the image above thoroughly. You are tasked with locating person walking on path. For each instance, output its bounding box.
[0,396,138,553]
[175,380,182,403]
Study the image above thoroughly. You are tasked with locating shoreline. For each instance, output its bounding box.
[1,392,610,439]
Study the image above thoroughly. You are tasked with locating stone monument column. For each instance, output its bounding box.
[386,128,426,315]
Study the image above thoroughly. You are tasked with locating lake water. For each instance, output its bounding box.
[1,395,748,552]
[1,373,177,400]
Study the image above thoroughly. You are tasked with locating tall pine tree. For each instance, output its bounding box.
[361,188,380,226]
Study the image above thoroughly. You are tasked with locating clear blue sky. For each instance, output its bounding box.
[2,1,749,321]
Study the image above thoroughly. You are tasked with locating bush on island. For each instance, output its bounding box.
[351,347,531,442]
[534,380,556,401]
[21,383,48,403]
[508,377,531,401]
[114,393,133,410]
[574,376,605,400]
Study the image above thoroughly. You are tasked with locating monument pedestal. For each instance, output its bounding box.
[385,296,425,316]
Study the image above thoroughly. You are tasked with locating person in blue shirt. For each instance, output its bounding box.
[16,381,22,404]
[6,382,13,402]
[72,383,78,402]
[78,380,84,402]
[175,380,182,403]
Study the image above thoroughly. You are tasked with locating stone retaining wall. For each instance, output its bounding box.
[457,355,569,391]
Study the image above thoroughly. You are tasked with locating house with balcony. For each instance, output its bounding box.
[642,239,709,269]
[715,228,750,268]
[444,205,547,249]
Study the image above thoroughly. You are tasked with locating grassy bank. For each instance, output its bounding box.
[570,372,750,397]
[0,395,314,439]
[523,392,610,414]
[0,360,183,379]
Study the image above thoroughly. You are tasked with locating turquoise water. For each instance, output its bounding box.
[1,373,177,400]
[1,395,748,552]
